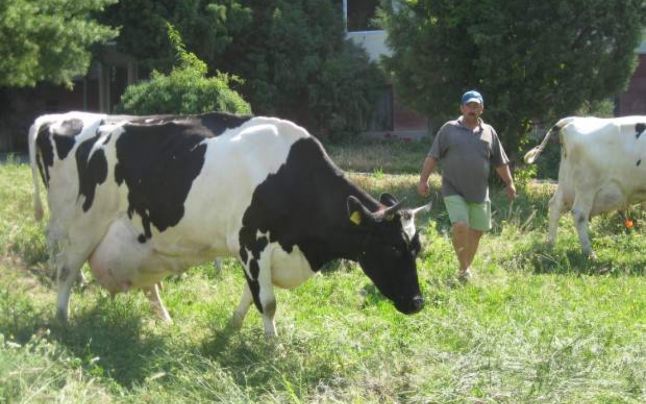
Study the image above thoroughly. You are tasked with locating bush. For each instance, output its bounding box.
[117,24,251,115]
[310,42,386,142]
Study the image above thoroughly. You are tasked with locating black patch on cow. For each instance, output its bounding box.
[113,121,212,239]
[138,234,146,243]
[36,123,55,186]
[75,133,108,212]
[238,137,373,270]
[198,112,252,136]
[127,112,252,139]
[636,123,646,139]
[52,119,84,160]
[637,159,642,166]
[238,236,268,312]
[36,158,47,189]
[54,135,76,160]
[238,137,381,311]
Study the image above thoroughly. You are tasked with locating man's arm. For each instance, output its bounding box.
[495,164,517,200]
[418,156,438,197]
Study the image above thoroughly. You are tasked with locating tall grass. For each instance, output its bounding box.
[0,143,644,402]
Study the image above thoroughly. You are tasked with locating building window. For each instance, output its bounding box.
[345,0,381,32]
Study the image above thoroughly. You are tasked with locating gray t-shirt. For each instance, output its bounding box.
[428,117,509,203]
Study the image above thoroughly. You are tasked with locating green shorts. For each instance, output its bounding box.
[443,195,492,232]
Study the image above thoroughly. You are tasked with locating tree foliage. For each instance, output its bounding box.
[101,0,385,139]
[118,24,251,115]
[382,0,646,156]
[98,0,252,71]
[0,0,118,88]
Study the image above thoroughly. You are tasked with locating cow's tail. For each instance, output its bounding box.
[523,117,576,164]
[28,120,44,221]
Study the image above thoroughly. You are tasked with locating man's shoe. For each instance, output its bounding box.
[458,268,472,283]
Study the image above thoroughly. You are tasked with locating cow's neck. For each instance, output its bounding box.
[302,176,382,268]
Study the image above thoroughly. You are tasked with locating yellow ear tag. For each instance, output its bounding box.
[350,211,362,225]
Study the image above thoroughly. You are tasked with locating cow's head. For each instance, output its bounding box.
[347,193,429,314]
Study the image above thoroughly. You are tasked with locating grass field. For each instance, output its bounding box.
[0,142,644,403]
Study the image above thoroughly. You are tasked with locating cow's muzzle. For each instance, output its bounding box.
[395,295,424,314]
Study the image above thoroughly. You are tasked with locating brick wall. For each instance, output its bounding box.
[617,54,646,116]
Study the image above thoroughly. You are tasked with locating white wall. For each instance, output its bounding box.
[346,30,391,62]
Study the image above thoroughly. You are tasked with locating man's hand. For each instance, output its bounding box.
[506,183,517,201]
[418,180,430,197]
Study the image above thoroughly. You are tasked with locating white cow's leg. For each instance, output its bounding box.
[53,219,111,323]
[230,282,253,329]
[143,283,172,323]
[571,195,594,257]
[55,253,87,323]
[547,187,565,246]
[257,257,277,338]
[239,243,278,337]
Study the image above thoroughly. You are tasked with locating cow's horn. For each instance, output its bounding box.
[411,202,432,215]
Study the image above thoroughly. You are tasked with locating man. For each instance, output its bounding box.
[417,90,516,281]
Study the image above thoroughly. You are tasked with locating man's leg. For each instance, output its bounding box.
[464,228,483,270]
[451,221,471,273]
[451,224,482,279]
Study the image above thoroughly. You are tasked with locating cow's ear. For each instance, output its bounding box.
[379,193,399,207]
[347,196,373,226]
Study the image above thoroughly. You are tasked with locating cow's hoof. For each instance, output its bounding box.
[229,315,244,330]
[159,315,173,324]
[55,310,69,325]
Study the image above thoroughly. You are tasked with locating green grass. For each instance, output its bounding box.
[1,144,644,403]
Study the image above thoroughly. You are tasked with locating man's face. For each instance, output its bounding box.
[460,102,483,120]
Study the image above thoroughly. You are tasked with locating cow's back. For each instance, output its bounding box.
[104,116,312,261]
[558,116,646,211]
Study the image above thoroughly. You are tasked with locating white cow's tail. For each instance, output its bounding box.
[523,117,576,164]
[28,120,44,221]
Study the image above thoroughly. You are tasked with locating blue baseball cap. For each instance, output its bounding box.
[461,90,483,105]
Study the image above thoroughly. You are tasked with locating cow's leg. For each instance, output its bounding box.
[547,187,565,246]
[53,220,111,323]
[571,194,595,257]
[230,282,253,329]
[257,257,277,338]
[55,253,88,323]
[143,284,172,323]
[241,247,277,337]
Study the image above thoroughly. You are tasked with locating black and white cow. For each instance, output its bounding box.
[524,116,646,256]
[29,111,428,336]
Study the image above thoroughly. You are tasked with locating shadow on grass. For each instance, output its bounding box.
[511,239,644,277]
[200,323,340,392]
[0,290,50,344]
[48,301,167,388]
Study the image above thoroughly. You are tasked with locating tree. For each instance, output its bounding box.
[100,0,386,140]
[118,24,251,115]
[0,0,118,88]
[381,0,646,156]
[98,0,252,71]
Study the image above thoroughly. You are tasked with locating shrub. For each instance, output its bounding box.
[117,24,251,115]
[309,42,386,142]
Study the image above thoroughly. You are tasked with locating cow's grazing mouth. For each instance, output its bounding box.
[394,295,425,314]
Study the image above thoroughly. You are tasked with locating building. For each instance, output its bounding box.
[0,46,139,152]
[343,0,429,140]
[616,39,646,116]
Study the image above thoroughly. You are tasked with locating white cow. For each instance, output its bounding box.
[524,116,646,256]
[29,111,429,337]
